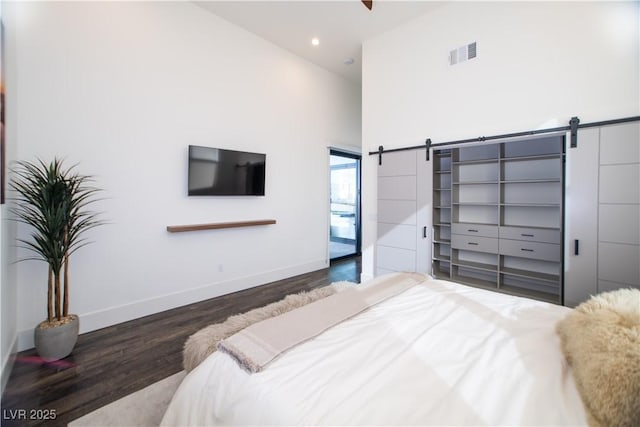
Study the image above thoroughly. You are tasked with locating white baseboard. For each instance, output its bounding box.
[360,272,374,283]
[1,335,17,395]
[17,259,328,352]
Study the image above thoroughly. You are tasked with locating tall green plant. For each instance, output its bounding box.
[10,158,104,324]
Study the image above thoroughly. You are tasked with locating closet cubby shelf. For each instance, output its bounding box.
[453,181,499,185]
[167,219,276,233]
[452,159,499,165]
[500,203,560,207]
[500,267,559,283]
[501,179,561,184]
[453,202,499,206]
[501,153,561,162]
[451,259,498,273]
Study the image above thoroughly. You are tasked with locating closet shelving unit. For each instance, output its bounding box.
[432,136,564,304]
[372,115,639,307]
[432,149,452,277]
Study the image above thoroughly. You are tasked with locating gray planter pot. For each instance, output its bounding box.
[34,315,79,361]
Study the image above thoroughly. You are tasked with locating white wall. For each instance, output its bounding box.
[361,1,640,279]
[1,0,19,393]
[5,1,360,351]
[0,203,16,393]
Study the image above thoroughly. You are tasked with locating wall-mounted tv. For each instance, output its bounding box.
[188,145,266,196]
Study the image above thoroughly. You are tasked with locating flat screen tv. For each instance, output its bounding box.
[188,145,266,196]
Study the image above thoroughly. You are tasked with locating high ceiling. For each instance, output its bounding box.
[195,1,445,84]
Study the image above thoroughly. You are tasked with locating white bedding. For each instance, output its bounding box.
[161,277,588,426]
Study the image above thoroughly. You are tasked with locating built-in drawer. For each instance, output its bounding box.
[499,226,560,244]
[451,223,498,238]
[499,239,560,262]
[451,234,499,254]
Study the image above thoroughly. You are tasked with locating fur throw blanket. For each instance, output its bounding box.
[183,281,356,372]
[556,288,640,427]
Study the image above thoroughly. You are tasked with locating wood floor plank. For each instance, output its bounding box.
[0,257,360,426]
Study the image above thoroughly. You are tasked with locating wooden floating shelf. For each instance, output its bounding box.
[167,219,276,233]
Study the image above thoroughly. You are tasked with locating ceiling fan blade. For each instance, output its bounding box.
[361,0,373,11]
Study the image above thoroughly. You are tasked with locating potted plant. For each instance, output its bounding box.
[10,158,104,360]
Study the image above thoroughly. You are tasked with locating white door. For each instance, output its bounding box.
[564,128,599,307]
[376,150,432,275]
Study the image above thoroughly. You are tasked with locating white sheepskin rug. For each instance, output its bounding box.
[183,281,356,372]
[556,287,640,427]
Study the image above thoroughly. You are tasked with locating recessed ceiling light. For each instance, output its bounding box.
[343,58,354,65]
[311,38,320,46]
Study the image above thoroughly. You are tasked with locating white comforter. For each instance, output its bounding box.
[162,277,587,426]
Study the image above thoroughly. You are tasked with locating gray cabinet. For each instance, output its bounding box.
[432,135,564,304]
[565,122,640,306]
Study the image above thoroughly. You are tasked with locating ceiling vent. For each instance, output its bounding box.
[449,42,477,66]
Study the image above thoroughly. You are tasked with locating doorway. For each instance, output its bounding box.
[329,150,361,261]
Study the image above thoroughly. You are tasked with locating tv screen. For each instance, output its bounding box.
[188,145,266,196]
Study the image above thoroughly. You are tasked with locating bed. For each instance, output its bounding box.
[161,273,589,426]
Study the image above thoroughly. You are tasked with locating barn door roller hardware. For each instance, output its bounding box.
[569,117,580,148]
[371,115,640,162]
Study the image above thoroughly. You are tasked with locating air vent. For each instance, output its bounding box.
[468,42,477,59]
[449,41,477,66]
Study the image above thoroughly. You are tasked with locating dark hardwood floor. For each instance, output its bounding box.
[1,257,361,426]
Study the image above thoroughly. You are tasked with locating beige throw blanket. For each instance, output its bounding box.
[556,287,640,427]
[183,281,355,372]
[218,272,427,373]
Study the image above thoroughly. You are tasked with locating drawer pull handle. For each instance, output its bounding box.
[521,248,534,252]
[468,242,479,246]
[468,229,479,232]
[521,233,534,237]
[574,239,579,255]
